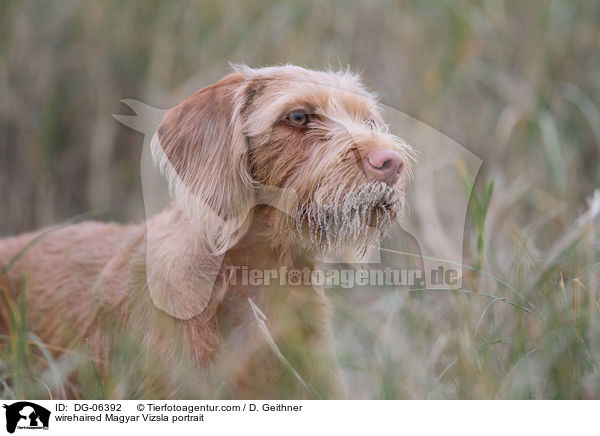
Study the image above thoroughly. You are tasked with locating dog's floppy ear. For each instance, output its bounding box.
[152,72,256,254]
[145,72,258,319]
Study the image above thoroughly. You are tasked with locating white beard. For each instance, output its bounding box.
[295,181,405,255]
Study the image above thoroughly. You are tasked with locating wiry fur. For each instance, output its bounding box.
[0,65,413,399]
[296,181,406,256]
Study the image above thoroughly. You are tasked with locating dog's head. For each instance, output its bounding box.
[153,65,414,256]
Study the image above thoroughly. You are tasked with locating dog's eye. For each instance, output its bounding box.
[366,118,377,130]
[286,111,309,126]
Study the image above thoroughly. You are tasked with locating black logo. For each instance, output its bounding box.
[2,402,50,434]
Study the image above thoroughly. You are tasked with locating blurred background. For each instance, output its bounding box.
[1,0,599,398]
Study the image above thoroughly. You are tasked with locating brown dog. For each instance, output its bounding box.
[0,65,413,399]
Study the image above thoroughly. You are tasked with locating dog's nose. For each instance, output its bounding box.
[364,149,404,186]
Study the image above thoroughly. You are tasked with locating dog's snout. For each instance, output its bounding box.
[364,149,404,186]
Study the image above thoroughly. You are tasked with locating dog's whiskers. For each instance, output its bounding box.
[294,181,402,254]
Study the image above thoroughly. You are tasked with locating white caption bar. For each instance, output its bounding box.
[0,400,597,435]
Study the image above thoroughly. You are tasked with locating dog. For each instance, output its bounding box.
[0,65,413,399]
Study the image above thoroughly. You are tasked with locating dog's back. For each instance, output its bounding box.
[0,221,134,346]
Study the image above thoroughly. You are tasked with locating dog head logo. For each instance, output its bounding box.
[2,402,50,433]
[113,65,482,319]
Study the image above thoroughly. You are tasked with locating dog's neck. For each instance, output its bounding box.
[145,203,319,311]
[225,205,316,271]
